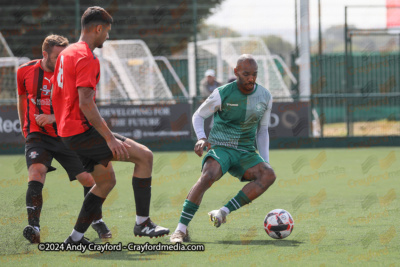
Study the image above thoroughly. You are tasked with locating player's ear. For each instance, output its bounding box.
[96,24,103,33]
[234,67,238,77]
[42,50,48,60]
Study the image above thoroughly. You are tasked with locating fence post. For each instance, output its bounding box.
[192,0,199,97]
[320,96,324,137]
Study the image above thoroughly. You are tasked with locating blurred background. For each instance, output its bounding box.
[1,0,400,152]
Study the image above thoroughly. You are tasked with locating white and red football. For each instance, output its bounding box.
[264,209,294,239]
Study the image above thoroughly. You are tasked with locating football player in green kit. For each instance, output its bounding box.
[170,54,276,243]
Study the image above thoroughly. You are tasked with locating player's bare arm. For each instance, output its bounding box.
[17,94,26,139]
[77,86,130,160]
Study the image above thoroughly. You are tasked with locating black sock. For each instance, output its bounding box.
[132,177,151,217]
[83,186,92,197]
[83,186,102,222]
[74,192,105,233]
[26,181,44,228]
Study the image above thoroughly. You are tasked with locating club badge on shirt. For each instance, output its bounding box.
[41,85,51,96]
[29,151,39,159]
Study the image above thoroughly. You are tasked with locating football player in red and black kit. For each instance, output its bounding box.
[17,35,112,244]
[52,7,169,244]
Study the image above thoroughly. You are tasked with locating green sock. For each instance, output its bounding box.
[224,190,251,213]
[179,199,199,226]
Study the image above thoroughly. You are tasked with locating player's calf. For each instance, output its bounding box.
[91,164,117,198]
[82,184,113,239]
[24,178,44,243]
[186,161,222,205]
[186,173,218,205]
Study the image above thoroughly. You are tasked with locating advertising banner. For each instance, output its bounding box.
[0,102,308,151]
[0,105,24,144]
[98,103,192,140]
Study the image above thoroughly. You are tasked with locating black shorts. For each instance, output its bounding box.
[62,127,127,173]
[25,132,86,181]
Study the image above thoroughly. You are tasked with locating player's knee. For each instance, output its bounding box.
[28,165,47,182]
[138,147,153,167]
[95,171,116,191]
[262,168,276,186]
[29,170,44,182]
[200,170,218,188]
[145,148,153,166]
[106,172,117,187]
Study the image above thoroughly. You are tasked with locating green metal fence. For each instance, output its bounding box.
[311,53,400,95]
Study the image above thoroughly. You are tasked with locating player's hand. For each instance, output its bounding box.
[107,137,131,161]
[34,114,55,126]
[194,138,211,157]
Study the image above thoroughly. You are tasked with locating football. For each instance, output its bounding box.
[264,209,294,239]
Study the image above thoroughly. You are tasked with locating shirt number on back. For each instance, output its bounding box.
[57,55,64,88]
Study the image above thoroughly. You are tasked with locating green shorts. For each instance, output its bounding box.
[201,146,268,182]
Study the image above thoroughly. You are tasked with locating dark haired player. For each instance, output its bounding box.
[52,6,169,244]
[17,34,111,244]
[170,55,276,243]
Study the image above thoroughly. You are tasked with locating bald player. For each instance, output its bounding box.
[170,54,276,243]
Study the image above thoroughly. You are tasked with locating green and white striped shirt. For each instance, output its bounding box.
[193,81,272,161]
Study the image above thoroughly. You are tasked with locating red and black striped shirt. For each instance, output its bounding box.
[17,59,57,138]
[52,42,99,137]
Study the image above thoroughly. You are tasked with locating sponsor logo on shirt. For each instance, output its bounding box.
[227,103,238,106]
[30,98,51,106]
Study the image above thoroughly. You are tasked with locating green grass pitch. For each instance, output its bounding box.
[0,147,399,266]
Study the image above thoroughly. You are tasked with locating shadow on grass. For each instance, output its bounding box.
[78,251,170,261]
[216,239,303,247]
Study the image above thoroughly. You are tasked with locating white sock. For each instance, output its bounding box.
[175,223,187,234]
[92,218,104,225]
[34,226,40,232]
[70,229,84,242]
[136,215,149,225]
[221,206,230,215]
